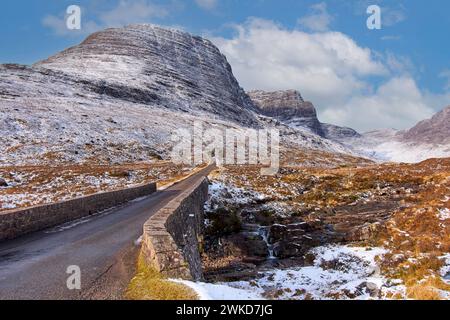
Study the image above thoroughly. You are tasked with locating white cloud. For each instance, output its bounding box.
[384,52,414,74]
[212,18,438,132]
[99,0,168,27]
[298,2,333,32]
[195,0,218,10]
[42,14,100,37]
[43,0,168,36]
[321,77,434,132]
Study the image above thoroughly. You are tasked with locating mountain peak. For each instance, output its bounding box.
[402,105,450,145]
[247,89,323,135]
[35,24,259,126]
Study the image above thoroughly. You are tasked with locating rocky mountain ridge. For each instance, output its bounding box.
[1,23,448,166]
[401,105,450,145]
[248,89,360,140]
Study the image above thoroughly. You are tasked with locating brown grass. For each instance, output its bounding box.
[406,277,450,300]
[126,254,198,300]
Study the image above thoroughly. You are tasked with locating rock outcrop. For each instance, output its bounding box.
[248,90,324,136]
[321,123,360,140]
[248,90,360,140]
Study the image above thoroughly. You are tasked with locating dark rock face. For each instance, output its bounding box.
[248,90,324,136]
[268,221,328,259]
[248,90,360,140]
[0,178,7,187]
[402,106,450,145]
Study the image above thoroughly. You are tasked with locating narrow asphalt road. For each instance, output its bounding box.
[0,165,214,300]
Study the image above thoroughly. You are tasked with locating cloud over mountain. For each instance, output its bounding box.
[211,18,438,131]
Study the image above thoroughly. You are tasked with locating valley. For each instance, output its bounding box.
[0,23,449,301]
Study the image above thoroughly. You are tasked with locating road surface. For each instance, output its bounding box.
[0,165,214,300]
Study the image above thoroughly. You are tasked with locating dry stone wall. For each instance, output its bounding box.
[0,182,157,241]
[141,177,209,280]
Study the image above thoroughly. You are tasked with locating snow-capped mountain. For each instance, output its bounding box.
[338,106,450,163]
[0,24,353,166]
[36,24,260,127]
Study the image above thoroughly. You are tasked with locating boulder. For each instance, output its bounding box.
[346,222,382,241]
[273,241,304,258]
[273,234,321,259]
[0,178,7,187]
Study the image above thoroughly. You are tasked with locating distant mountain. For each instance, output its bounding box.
[339,107,450,163]
[248,90,360,140]
[401,105,450,145]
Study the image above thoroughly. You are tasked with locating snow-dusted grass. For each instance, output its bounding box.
[206,181,267,210]
[0,163,192,211]
[440,254,450,284]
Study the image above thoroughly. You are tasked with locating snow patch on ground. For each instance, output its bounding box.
[171,280,264,300]
[440,254,450,284]
[205,181,267,211]
[176,245,405,300]
[438,208,450,221]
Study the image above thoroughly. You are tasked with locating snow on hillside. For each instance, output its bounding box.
[340,132,450,163]
[361,141,450,163]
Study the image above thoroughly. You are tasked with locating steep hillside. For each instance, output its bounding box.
[402,106,450,145]
[36,24,260,126]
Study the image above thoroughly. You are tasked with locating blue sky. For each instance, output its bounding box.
[1,0,449,131]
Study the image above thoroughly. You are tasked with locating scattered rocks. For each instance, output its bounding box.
[272,235,320,259]
[241,233,269,257]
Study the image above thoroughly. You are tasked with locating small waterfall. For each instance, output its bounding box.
[258,226,276,260]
